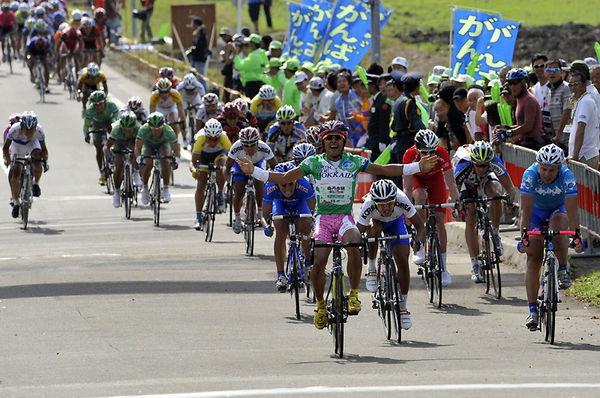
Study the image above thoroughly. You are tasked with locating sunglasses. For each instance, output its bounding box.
[324,135,343,141]
[419,149,436,156]
[473,163,489,168]
[280,121,293,125]
[508,80,521,85]
[533,64,545,69]
[280,182,296,187]
[546,67,561,73]
[568,82,582,87]
[243,143,257,148]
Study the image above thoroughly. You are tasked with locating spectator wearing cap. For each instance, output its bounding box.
[301,62,314,81]
[351,76,371,143]
[333,72,365,147]
[296,72,310,120]
[544,59,571,152]
[531,53,553,139]
[366,74,393,162]
[584,57,598,66]
[566,64,599,168]
[386,70,404,105]
[498,65,511,86]
[391,56,408,73]
[104,0,121,43]
[263,57,283,95]
[233,33,268,98]
[190,18,210,92]
[390,72,426,184]
[590,64,600,94]
[247,0,261,32]
[259,34,272,50]
[450,74,474,89]
[266,40,282,59]
[301,76,332,125]
[281,59,302,114]
[223,34,245,100]
[219,27,232,44]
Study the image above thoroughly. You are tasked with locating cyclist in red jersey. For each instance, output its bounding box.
[217,102,249,143]
[93,8,107,46]
[58,25,81,77]
[80,16,102,65]
[152,67,180,91]
[403,129,460,286]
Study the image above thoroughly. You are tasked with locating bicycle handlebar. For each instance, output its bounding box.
[463,195,510,204]
[366,234,411,243]
[414,203,456,210]
[272,214,313,221]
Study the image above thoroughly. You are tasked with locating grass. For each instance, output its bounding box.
[569,270,600,307]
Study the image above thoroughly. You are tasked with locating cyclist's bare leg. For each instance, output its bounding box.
[233,179,246,213]
[140,159,152,185]
[311,244,332,301]
[297,217,313,263]
[194,171,208,212]
[254,179,264,207]
[273,219,289,272]
[168,111,179,138]
[8,162,23,201]
[341,227,362,291]
[366,220,383,261]
[484,180,503,230]
[412,187,427,223]
[464,202,479,257]
[82,91,90,112]
[30,149,43,183]
[524,238,544,303]
[160,150,171,186]
[93,138,103,171]
[216,158,226,190]
[435,211,447,254]
[392,244,410,295]
[42,58,50,85]
[549,212,569,265]
[113,156,124,188]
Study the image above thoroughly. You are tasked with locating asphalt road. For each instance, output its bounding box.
[1,57,599,398]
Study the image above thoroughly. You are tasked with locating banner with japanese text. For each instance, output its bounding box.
[283,0,334,63]
[320,0,392,69]
[451,8,519,80]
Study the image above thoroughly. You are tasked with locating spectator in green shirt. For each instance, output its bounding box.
[233,33,268,98]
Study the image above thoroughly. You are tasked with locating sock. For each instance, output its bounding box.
[350,288,359,297]
[217,191,223,197]
[471,257,479,267]
[529,302,538,313]
[196,212,202,220]
[277,270,284,277]
[441,253,447,271]
[235,212,241,221]
[368,258,376,273]
[316,299,326,309]
[558,264,568,271]
[401,294,408,310]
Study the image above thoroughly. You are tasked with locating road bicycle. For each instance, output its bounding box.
[414,203,454,308]
[311,237,367,358]
[63,53,78,100]
[241,175,258,256]
[523,229,581,344]
[464,195,510,299]
[15,156,34,229]
[200,163,219,242]
[368,234,411,343]
[167,120,184,186]
[147,152,174,227]
[272,212,313,320]
[185,104,198,149]
[113,148,138,219]
[225,176,233,227]
[5,36,13,74]
[33,56,46,103]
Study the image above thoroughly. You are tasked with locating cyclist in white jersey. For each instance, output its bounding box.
[195,93,223,131]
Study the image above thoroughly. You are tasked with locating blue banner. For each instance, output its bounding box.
[451,9,519,80]
[283,0,334,63]
[320,0,392,69]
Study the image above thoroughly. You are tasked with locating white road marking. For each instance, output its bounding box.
[0,217,192,231]
[39,193,194,201]
[0,253,120,261]
[101,383,600,398]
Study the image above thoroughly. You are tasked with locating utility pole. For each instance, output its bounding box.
[371,0,381,64]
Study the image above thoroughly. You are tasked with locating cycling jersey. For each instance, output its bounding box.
[110,121,140,142]
[136,124,177,147]
[79,70,107,89]
[15,10,28,25]
[357,190,417,225]
[227,139,274,164]
[403,145,452,179]
[192,132,231,154]
[196,104,223,124]
[520,163,577,211]
[176,82,205,108]
[26,36,51,55]
[266,122,306,161]
[299,152,369,216]
[264,176,315,216]
[81,26,101,49]
[454,146,507,189]
[6,123,45,158]
[150,89,183,108]
[83,100,119,136]
[0,10,15,28]
[217,114,249,144]
[250,96,282,126]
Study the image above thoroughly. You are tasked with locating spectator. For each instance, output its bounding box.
[366,73,393,161]
[190,18,210,92]
[450,74,474,89]
[385,70,404,105]
[531,53,553,139]
[334,72,364,147]
[465,87,485,141]
[590,64,600,93]
[233,33,268,98]
[495,68,545,150]
[566,66,599,168]
[281,59,302,114]
[498,65,511,86]
[104,0,121,44]
[266,40,282,59]
[301,62,314,81]
[260,34,271,50]
[263,0,272,29]
[263,57,283,96]
[545,59,571,152]
[431,84,471,151]
[139,0,154,43]
[302,77,332,125]
[248,0,260,32]
[296,71,309,121]
[390,56,408,73]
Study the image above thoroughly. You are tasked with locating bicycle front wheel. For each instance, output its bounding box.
[205,185,216,242]
[431,236,443,308]
[291,247,301,320]
[152,171,161,226]
[124,165,132,219]
[546,260,557,344]
[388,260,403,343]
[376,260,391,340]
[333,273,345,358]
[20,173,31,230]
[245,191,255,256]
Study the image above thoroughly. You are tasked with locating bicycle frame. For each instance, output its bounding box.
[147,153,173,226]
[202,163,219,242]
[243,175,256,256]
[15,156,34,229]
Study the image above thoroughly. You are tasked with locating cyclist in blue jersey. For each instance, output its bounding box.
[518,144,583,331]
[266,105,306,162]
[263,161,316,291]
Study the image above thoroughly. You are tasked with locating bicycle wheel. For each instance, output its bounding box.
[376,259,391,340]
[124,165,132,219]
[188,113,195,146]
[226,183,233,226]
[486,228,502,299]
[20,172,30,230]
[388,260,403,343]
[291,246,301,320]
[245,192,255,256]
[333,272,345,358]
[152,171,161,226]
[205,184,216,242]
[7,41,13,74]
[431,235,443,308]
[38,66,45,103]
[545,260,557,344]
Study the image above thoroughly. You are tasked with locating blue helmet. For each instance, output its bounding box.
[273,161,296,173]
[292,142,316,159]
[506,68,527,81]
[20,111,38,129]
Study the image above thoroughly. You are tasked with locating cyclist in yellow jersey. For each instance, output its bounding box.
[150,77,185,139]
[77,62,108,114]
[191,118,232,229]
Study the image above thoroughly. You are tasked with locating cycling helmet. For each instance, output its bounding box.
[239,127,260,144]
[470,140,495,164]
[1,3,10,11]
[10,2,19,11]
[292,142,316,159]
[159,67,174,79]
[156,77,172,93]
[148,112,165,128]
[182,73,198,90]
[82,11,90,17]
[414,129,438,150]
[305,126,320,146]
[203,118,223,138]
[25,17,36,29]
[223,102,240,118]
[19,3,29,12]
[274,161,296,173]
[20,111,38,129]
[34,20,47,33]
[234,97,249,115]
[58,22,68,31]
[120,111,137,129]
[81,16,93,29]
[86,62,99,77]
[49,0,60,7]
[71,9,82,21]
[127,96,142,111]
[94,7,106,18]
[276,105,296,122]
[34,6,45,16]
[319,120,348,140]
[8,113,20,125]
[536,144,564,166]
[202,92,219,106]
[258,84,277,100]
[53,11,64,20]
[506,68,527,82]
[88,90,106,104]
[370,179,397,203]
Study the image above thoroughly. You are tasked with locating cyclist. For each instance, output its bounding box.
[191,118,231,229]
[152,66,180,91]
[3,113,20,143]
[80,16,102,65]
[135,112,181,205]
[250,84,282,133]
[3,111,48,219]
[118,96,149,124]
[0,2,16,63]
[22,18,36,44]
[235,120,437,329]
[176,73,206,111]
[291,142,316,189]
[357,179,426,330]
[57,23,82,82]
[518,144,583,331]
[92,8,107,47]
[25,33,51,90]
[83,90,119,185]
[15,3,29,54]
[77,62,108,113]
[402,129,460,286]
[266,105,306,162]
[216,102,249,144]
[454,140,518,282]
[263,161,316,292]
[195,92,223,130]
[149,77,185,139]
[234,97,258,128]
[304,125,322,154]
[225,126,277,234]
[69,9,82,29]
[104,111,142,208]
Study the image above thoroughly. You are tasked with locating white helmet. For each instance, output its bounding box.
[87,62,99,77]
[202,92,219,106]
[81,16,93,29]
[536,144,564,166]
[239,127,260,144]
[71,9,82,21]
[414,129,438,150]
[258,84,277,100]
[234,97,250,114]
[203,118,223,138]
[182,74,198,90]
[370,179,397,203]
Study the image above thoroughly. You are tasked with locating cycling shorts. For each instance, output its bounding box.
[198,150,227,167]
[232,160,264,184]
[530,205,567,231]
[380,216,410,249]
[9,140,41,159]
[313,213,359,244]
[83,40,97,50]
[111,139,136,156]
[156,104,178,120]
[0,25,14,37]
[142,142,171,157]
[60,40,80,55]
[413,173,447,213]
[273,199,312,217]
[182,94,202,109]
[460,173,499,201]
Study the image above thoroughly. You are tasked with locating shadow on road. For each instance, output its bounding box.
[391,339,452,349]
[24,226,65,235]
[0,280,276,299]
[295,354,407,365]
[547,340,600,351]
[481,295,527,307]
[435,303,491,316]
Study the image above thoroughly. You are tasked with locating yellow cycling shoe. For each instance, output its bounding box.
[348,294,361,314]
[98,175,107,185]
[314,307,327,329]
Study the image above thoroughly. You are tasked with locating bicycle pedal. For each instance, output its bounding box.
[417,267,423,275]
[348,310,359,316]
